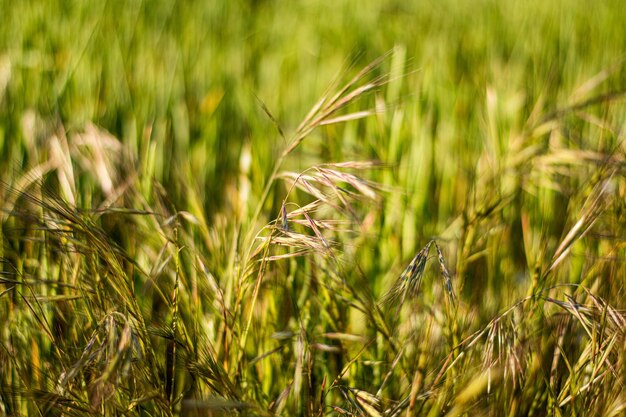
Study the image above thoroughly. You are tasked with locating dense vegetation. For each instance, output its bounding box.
[1,1,626,415]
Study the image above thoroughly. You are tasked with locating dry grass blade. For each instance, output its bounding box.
[48,131,76,205]
[350,388,382,417]
[259,230,338,254]
[284,199,326,217]
[318,110,377,126]
[323,332,367,343]
[325,160,385,169]
[71,123,123,197]
[548,172,615,273]
[263,250,313,261]
[269,383,292,414]
[289,217,352,233]
[316,167,380,200]
[281,172,337,207]
[301,208,333,256]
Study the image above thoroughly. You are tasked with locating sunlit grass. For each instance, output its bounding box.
[1,1,626,416]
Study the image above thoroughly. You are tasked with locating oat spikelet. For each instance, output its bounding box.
[434,241,456,304]
[381,240,434,309]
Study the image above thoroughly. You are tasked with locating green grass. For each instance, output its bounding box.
[1,0,626,416]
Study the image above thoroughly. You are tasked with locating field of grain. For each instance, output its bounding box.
[1,1,626,416]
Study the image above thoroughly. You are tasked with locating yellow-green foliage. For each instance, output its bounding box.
[1,1,626,416]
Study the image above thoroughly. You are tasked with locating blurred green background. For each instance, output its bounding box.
[2,0,624,211]
[1,1,626,415]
